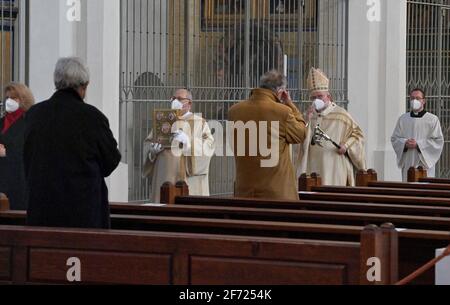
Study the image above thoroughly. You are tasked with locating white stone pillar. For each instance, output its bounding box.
[28,0,128,201]
[348,0,407,181]
[28,0,79,101]
[84,0,128,202]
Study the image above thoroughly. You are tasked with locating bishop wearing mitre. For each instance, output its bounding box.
[295,68,366,186]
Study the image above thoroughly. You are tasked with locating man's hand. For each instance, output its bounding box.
[149,143,164,158]
[173,130,191,153]
[338,144,347,156]
[278,89,292,105]
[0,144,6,158]
[174,131,190,146]
[306,105,316,123]
[405,139,418,150]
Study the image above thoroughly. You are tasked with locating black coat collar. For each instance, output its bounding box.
[52,88,84,103]
[410,110,427,118]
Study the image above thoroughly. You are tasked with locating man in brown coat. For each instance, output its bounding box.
[228,70,307,200]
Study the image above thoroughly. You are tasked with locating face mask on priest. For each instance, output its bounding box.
[410,99,424,113]
[171,97,192,116]
[311,92,331,112]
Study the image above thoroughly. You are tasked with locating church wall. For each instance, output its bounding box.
[348,0,406,181]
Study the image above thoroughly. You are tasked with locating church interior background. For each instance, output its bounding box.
[0,0,449,202]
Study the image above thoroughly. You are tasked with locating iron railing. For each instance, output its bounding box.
[407,0,450,177]
[0,0,22,115]
[120,0,349,201]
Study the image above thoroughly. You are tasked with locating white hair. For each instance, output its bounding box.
[54,57,90,90]
[174,88,193,101]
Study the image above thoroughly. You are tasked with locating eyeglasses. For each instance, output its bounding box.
[172,97,192,103]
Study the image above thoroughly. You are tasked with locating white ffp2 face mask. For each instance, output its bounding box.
[171,99,184,110]
[5,98,20,113]
[410,99,422,112]
[314,99,326,112]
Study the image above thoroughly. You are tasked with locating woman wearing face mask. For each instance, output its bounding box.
[0,83,35,210]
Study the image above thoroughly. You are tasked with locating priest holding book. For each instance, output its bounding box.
[143,89,215,202]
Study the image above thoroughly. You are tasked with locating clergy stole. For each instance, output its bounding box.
[180,114,214,178]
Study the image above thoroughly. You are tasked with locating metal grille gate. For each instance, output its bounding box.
[407,0,450,177]
[120,0,349,201]
[0,0,23,116]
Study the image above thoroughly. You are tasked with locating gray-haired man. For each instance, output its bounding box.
[24,57,121,229]
[228,70,307,201]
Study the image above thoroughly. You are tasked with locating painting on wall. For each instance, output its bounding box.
[201,0,254,30]
[265,0,317,31]
[201,0,317,32]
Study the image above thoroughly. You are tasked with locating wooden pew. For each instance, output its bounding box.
[314,168,448,187]
[419,177,450,184]
[369,181,450,191]
[156,182,450,283]
[407,167,428,183]
[354,167,450,189]
[174,196,450,217]
[298,169,377,189]
[1,204,446,284]
[355,169,379,187]
[160,181,189,205]
[299,173,322,192]
[304,168,449,191]
[0,185,397,284]
[0,224,394,285]
[0,194,9,211]
[298,191,450,208]
[109,203,450,231]
[5,199,450,229]
[355,167,450,189]
[81,212,450,285]
[311,185,450,199]
[0,182,400,285]
[170,194,449,285]
[0,183,444,284]
[2,201,450,236]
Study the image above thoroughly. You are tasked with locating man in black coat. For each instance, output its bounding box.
[24,57,121,229]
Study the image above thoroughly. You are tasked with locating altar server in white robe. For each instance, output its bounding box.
[142,89,215,202]
[295,68,366,186]
[391,88,444,182]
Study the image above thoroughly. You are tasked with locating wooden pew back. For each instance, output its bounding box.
[0,224,396,285]
[419,177,450,184]
[298,191,450,208]
[408,167,428,183]
[368,181,450,191]
[312,185,450,199]
[299,173,322,191]
[1,202,446,284]
[0,194,9,211]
